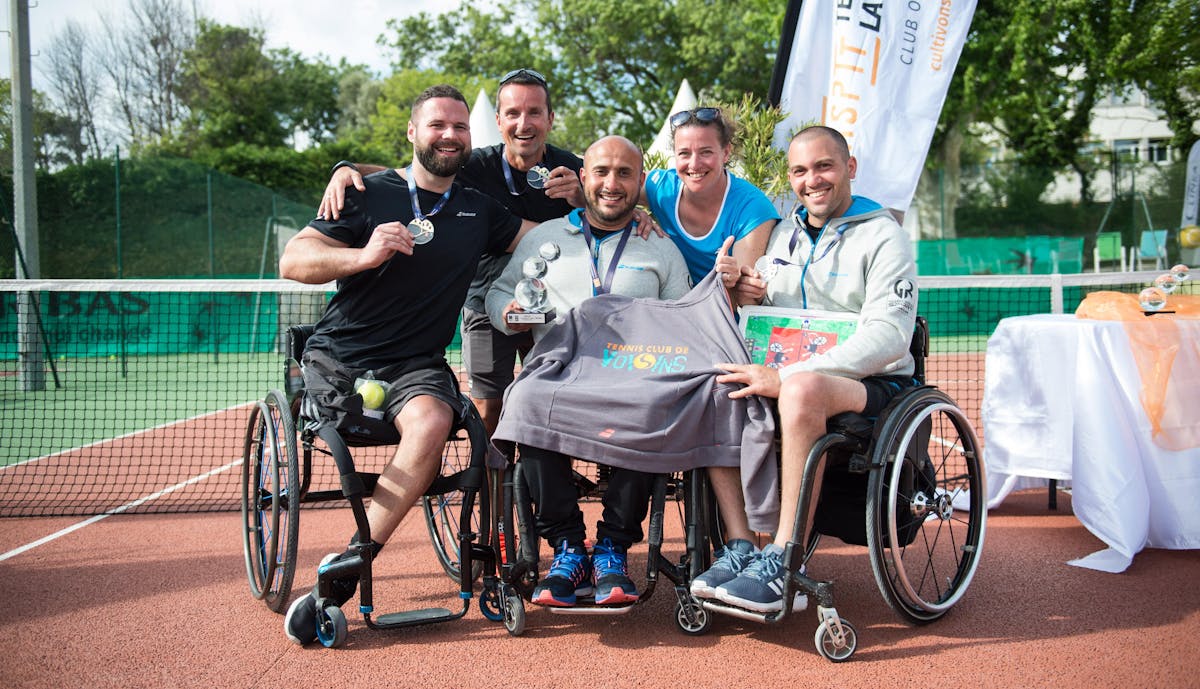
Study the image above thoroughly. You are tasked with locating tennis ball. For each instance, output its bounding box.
[1180,225,1200,249]
[357,380,385,410]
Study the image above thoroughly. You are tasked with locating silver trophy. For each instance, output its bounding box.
[507,256,556,324]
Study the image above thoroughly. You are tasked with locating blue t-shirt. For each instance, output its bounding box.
[644,168,781,283]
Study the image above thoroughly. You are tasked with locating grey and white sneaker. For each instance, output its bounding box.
[690,538,757,599]
[715,544,807,613]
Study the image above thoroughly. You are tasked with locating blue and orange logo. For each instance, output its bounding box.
[599,342,689,374]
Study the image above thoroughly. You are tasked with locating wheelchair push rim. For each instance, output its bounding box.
[241,389,301,613]
[867,388,986,623]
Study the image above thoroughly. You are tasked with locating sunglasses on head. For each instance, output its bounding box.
[500,68,548,88]
[669,107,722,131]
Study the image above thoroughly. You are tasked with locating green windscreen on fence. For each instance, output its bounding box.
[917,236,1085,276]
[0,273,1191,517]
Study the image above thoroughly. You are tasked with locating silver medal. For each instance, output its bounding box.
[538,242,561,261]
[408,218,435,245]
[526,165,551,190]
[755,255,779,282]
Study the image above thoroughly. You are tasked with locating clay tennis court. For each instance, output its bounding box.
[2,350,1197,687]
[3,483,1199,687]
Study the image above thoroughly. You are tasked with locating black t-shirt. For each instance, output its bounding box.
[306,168,522,369]
[459,143,582,311]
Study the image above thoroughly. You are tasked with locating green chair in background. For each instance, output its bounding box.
[1093,232,1125,272]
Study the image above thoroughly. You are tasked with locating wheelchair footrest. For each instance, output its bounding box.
[372,607,457,628]
[546,604,636,616]
[701,598,774,624]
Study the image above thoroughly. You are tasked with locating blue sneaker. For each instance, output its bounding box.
[690,538,757,599]
[531,541,593,607]
[715,544,807,613]
[592,538,639,605]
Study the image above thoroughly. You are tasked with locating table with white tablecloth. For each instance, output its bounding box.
[982,314,1200,572]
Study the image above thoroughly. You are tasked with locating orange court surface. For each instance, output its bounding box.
[2,489,1198,689]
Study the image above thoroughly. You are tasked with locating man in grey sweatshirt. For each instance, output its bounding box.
[487,135,690,607]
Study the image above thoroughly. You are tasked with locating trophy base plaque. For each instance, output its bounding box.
[507,309,556,325]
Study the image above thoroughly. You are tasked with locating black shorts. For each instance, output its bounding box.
[301,349,466,430]
[861,374,919,418]
[460,307,534,399]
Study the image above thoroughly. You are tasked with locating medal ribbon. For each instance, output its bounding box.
[501,149,545,195]
[580,217,635,296]
[406,165,453,221]
[786,206,848,309]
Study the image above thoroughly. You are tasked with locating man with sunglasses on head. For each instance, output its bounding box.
[694,125,919,614]
[320,68,586,438]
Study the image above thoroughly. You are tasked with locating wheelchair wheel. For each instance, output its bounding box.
[505,461,541,598]
[422,407,489,583]
[316,604,348,648]
[814,618,857,662]
[241,389,300,613]
[865,387,986,624]
[674,597,713,636]
[503,592,526,636]
[479,583,504,622]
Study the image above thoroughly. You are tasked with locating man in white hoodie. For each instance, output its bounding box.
[692,125,919,613]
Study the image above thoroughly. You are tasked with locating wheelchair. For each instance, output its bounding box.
[698,316,987,662]
[477,454,718,636]
[240,325,493,647]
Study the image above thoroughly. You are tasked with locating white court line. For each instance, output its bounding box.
[1,401,257,471]
[0,458,243,562]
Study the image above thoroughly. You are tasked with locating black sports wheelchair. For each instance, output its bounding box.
[241,324,492,647]
[480,456,722,636]
[692,315,987,661]
[241,325,717,646]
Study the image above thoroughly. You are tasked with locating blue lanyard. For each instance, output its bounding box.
[788,208,846,308]
[500,150,543,196]
[406,166,453,220]
[580,218,635,296]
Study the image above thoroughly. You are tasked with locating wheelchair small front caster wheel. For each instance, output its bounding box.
[814,618,856,662]
[503,593,526,636]
[479,585,504,622]
[674,599,712,635]
[316,605,348,648]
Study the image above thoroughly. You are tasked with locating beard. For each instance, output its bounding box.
[415,141,470,178]
[585,190,638,227]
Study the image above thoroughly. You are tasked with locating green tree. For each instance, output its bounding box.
[917,0,1197,238]
[379,0,785,153]
[271,49,342,147]
[177,21,286,149]
[1107,0,1200,151]
[0,79,87,172]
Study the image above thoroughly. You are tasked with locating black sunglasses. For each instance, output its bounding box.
[500,68,548,87]
[669,107,722,131]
